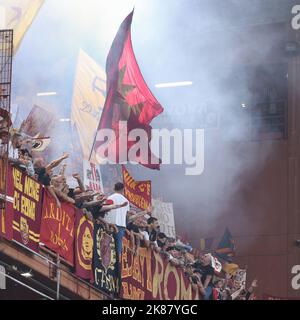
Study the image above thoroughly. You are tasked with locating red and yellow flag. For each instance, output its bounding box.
[40,190,76,265]
[122,165,151,210]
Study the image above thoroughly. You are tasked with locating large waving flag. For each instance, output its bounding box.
[70,49,106,163]
[0,0,44,54]
[92,10,163,169]
[215,227,236,262]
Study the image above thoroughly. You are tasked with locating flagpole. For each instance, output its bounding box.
[88,10,133,164]
[88,128,98,162]
[56,253,61,300]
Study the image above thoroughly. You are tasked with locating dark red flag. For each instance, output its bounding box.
[93,10,163,169]
[40,190,76,265]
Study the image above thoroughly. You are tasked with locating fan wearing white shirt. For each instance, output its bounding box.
[105,182,130,256]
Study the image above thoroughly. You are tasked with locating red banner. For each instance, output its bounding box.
[121,236,153,299]
[10,165,43,251]
[122,165,151,210]
[0,164,43,250]
[40,190,76,265]
[120,235,200,300]
[75,209,94,280]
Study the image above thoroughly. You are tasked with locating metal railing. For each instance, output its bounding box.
[0,29,13,209]
[9,239,114,300]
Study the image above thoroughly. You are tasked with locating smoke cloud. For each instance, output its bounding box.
[10,0,297,247]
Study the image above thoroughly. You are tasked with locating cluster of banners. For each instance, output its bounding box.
[1,165,197,299]
[0,164,119,296]
[74,211,120,296]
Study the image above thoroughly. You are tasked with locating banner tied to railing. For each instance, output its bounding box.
[93,223,119,296]
[40,190,76,264]
[120,235,200,300]
[122,165,151,210]
[2,165,43,251]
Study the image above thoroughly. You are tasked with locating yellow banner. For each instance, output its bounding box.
[70,49,106,163]
[0,0,44,53]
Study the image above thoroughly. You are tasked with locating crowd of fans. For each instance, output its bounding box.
[4,128,259,300]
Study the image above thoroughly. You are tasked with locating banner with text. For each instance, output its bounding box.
[152,199,176,238]
[10,165,43,251]
[122,165,151,211]
[83,160,103,193]
[40,190,76,265]
[121,234,200,300]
